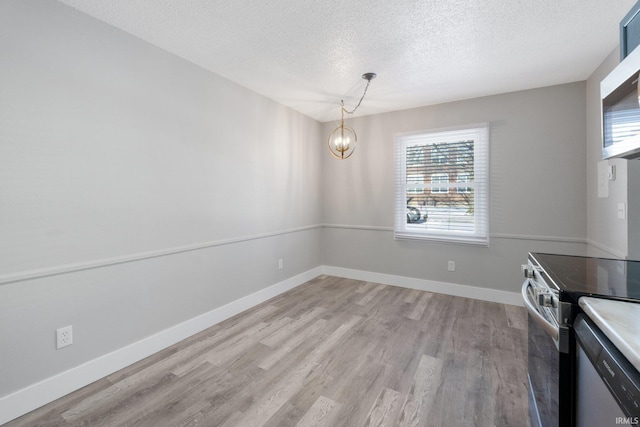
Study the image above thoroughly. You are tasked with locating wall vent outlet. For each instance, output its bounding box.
[448,261,456,272]
[56,325,73,349]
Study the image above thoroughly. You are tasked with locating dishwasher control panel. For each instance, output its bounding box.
[575,314,640,418]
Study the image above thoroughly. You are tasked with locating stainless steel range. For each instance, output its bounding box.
[522,255,573,427]
[522,252,640,427]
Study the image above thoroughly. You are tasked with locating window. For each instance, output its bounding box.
[431,173,449,193]
[406,145,425,166]
[431,145,449,164]
[407,174,424,194]
[394,124,489,246]
[457,173,471,193]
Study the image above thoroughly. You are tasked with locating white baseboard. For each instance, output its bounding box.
[321,266,523,307]
[0,267,323,426]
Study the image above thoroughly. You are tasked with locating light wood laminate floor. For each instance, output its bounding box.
[6,276,529,427]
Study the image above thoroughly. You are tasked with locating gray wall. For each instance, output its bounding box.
[0,0,322,397]
[321,83,589,292]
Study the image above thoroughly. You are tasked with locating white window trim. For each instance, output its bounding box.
[457,172,471,194]
[407,174,424,194]
[431,173,449,194]
[394,123,490,246]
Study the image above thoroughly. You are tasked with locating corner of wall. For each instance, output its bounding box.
[585,47,629,259]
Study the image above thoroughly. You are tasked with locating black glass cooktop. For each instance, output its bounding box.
[529,252,640,304]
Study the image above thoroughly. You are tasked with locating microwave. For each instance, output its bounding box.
[602,46,640,159]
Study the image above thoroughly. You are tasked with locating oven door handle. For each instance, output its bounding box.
[521,279,559,341]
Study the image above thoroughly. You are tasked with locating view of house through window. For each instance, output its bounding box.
[395,124,489,245]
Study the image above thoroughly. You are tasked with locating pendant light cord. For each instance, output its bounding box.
[342,77,373,115]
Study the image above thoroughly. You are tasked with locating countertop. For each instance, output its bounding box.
[579,297,640,372]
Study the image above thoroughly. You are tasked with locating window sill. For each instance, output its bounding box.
[394,231,489,247]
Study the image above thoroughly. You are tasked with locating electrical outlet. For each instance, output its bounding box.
[278,259,283,270]
[448,261,456,272]
[56,325,73,349]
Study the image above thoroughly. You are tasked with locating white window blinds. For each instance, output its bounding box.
[394,124,489,246]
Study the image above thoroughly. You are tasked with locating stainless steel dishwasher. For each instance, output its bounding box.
[574,313,640,427]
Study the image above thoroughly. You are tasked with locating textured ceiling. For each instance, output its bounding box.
[58,0,636,122]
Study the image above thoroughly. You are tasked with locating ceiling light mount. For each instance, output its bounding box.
[362,72,377,81]
[328,72,377,160]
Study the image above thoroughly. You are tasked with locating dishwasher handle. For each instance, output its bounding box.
[522,279,559,342]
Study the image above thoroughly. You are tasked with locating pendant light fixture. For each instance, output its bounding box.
[328,72,376,159]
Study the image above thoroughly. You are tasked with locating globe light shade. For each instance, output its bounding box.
[328,123,357,159]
